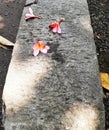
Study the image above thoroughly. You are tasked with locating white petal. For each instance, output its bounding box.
[45,46,50,50]
[57,26,61,33]
[29,7,34,15]
[52,27,57,33]
[41,49,48,54]
[33,49,39,56]
[25,14,33,18]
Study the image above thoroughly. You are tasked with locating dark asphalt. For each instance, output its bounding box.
[0,0,26,128]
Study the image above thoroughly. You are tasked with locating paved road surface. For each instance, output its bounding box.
[0,0,26,128]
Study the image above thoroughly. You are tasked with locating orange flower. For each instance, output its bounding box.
[49,18,64,34]
[33,41,50,56]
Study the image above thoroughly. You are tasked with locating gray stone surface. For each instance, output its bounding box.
[3,0,105,130]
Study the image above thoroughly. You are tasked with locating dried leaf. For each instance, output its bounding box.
[100,73,109,90]
[0,44,7,49]
[0,36,14,46]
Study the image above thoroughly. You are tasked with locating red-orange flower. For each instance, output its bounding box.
[33,41,50,56]
[25,7,41,20]
[49,18,64,34]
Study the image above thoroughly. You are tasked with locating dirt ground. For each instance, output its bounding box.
[0,0,109,129]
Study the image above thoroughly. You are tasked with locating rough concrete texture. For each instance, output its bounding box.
[3,0,105,130]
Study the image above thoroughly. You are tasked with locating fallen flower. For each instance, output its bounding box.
[33,41,50,56]
[49,18,64,34]
[25,7,41,20]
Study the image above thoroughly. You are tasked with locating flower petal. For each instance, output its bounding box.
[52,27,58,33]
[41,46,50,54]
[25,14,41,20]
[25,13,34,17]
[25,14,34,20]
[29,7,34,15]
[33,49,39,56]
[49,23,55,29]
[41,49,48,54]
[57,26,61,33]
[33,43,37,50]
[45,46,50,50]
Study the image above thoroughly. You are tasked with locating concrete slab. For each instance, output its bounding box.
[3,0,105,130]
